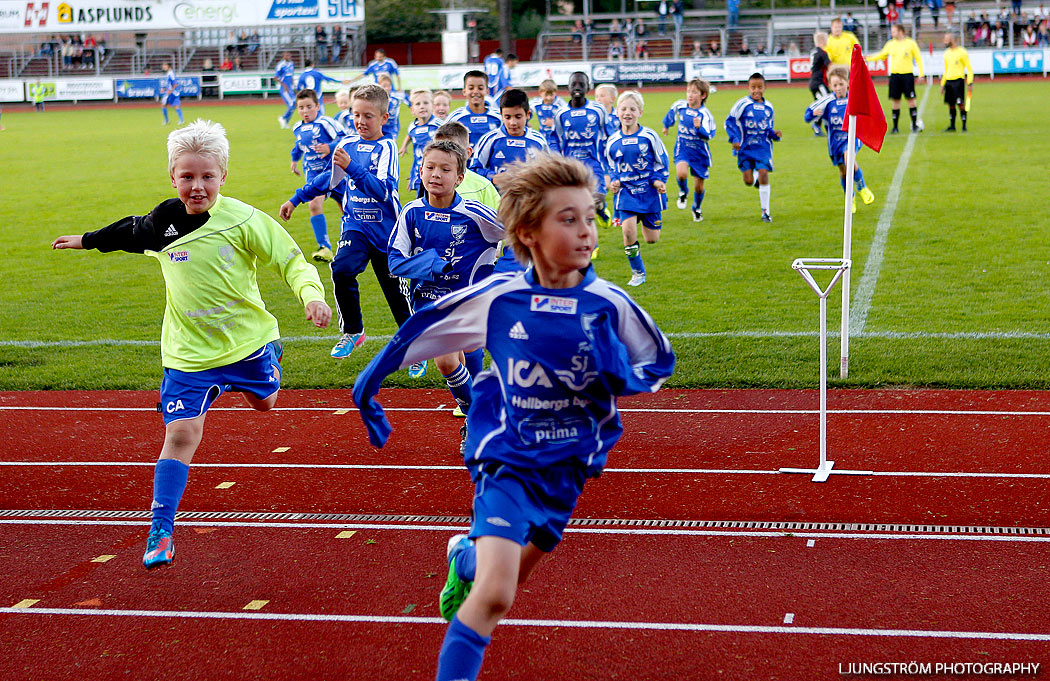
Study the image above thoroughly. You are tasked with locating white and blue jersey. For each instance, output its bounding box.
[388,194,504,306]
[291,115,345,180]
[334,108,355,134]
[554,100,608,193]
[606,126,670,220]
[446,105,503,146]
[275,59,295,105]
[471,127,549,184]
[804,94,862,166]
[405,115,443,190]
[383,90,408,139]
[662,100,717,178]
[297,68,342,111]
[725,96,781,171]
[353,264,676,477]
[161,69,180,106]
[484,53,506,98]
[364,58,400,84]
[604,109,621,138]
[529,96,566,149]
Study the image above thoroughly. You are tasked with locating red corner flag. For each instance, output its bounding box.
[843,44,887,153]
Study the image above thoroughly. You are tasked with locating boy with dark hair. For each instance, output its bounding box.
[554,71,612,227]
[446,70,502,145]
[662,78,716,222]
[275,51,296,129]
[290,88,344,262]
[725,72,782,222]
[160,62,184,126]
[296,59,347,115]
[471,88,549,190]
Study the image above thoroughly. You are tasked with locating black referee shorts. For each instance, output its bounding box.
[943,78,966,106]
[888,73,916,100]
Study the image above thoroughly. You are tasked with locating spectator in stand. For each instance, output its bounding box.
[672,0,685,33]
[994,18,1007,46]
[658,0,669,35]
[608,37,625,60]
[912,0,923,30]
[248,31,260,55]
[584,18,594,43]
[635,20,648,40]
[83,34,97,69]
[1013,0,1023,18]
[787,41,801,55]
[738,36,754,55]
[843,12,859,33]
[220,52,233,71]
[60,36,71,69]
[635,40,650,59]
[573,19,585,44]
[826,17,860,64]
[609,18,623,41]
[236,30,249,56]
[1040,21,1050,45]
[1023,21,1039,44]
[878,0,890,29]
[728,0,740,28]
[314,25,328,64]
[927,0,943,28]
[232,56,243,72]
[945,0,956,25]
[707,38,721,56]
[331,26,344,64]
[691,39,704,57]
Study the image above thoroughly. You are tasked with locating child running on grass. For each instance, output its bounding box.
[662,78,716,222]
[51,119,331,570]
[387,139,503,410]
[606,90,671,287]
[725,72,781,223]
[398,89,442,197]
[804,64,876,211]
[290,88,345,262]
[352,152,675,681]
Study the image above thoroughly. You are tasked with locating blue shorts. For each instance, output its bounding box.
[674,145,711,179]
[162,93,181,108]
[737,155,774,173]
[830,140,864,167]
[468,460,587,553]
[614,209,663,230]
[159,342,281,425]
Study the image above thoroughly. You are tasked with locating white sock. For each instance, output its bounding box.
[759,184,771,213]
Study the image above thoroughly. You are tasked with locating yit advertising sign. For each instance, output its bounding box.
[992,50,1044,73]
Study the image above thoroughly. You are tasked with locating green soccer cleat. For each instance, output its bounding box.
[859,187,875,205]
[440,534,474,621]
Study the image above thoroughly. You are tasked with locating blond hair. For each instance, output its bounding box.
[352,83,389,112]
[595,83,618,99]
[616,89,644,111]
[167,119,229,174]
[538,79,557,95]
[410,88,433,103]
[498,152,596,264]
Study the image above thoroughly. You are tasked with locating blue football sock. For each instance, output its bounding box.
[692,190,705,211]
[435,615,491,681]
[176,107,184,124]
[854,167,867,189]
[455,542,477,582]
[443,364,473,409]
[309,214,330,248]
[677,178,688,195]
[840,176,847,192]
[150,458,190,533]
[625,242,645,274]
[464,348,484,378]
[162,108,169,124]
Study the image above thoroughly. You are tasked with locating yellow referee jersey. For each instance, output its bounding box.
[825,31,860,65]
[870,38,924,77]
[941,46,973,85]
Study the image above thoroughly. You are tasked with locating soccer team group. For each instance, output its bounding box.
[47,27,975,678]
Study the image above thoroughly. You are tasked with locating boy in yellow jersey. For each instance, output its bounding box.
[868,23,925,133]
[52,119,331,570]
[825,17,860,65]
[940,32,973,132]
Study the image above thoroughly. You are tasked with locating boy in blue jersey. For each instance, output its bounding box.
[432,90,452,122]
[160,62,184,126]
[471,89,549,191]
[446,70,502,146]
[595,83,620,137]
[352,152,674,681]
[361,48,401,91]
[725,72,782,223]
[389,140,504,401]
[376,73,408,141]
[529,79,565,150]
[275,51,296,129]
[662,78,717,222]
[398,89,442,196]
[483,49,505,98]
[607,91,671,287]
[53,120,331,570]
[290,89,345,262]
[333,88,356,133]
[554,71,612,228]
[804,65,876,210]
[296,60,347,115]
[280,84,412,359]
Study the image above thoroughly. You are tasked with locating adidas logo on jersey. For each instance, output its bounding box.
[164,224,178,237]
[495,151,505,159]
[509,321,529,340]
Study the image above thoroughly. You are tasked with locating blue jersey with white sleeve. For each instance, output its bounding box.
[296,68,341,106]
[725,95,780,165]
[662,100,716,168]
[530,96,566,149]
[446,105,502,146]
[352,265,675,476]
[334,109,355,134]
[484,53,505,97]
[383,90,408,139]
[604,109,621,137]
[804,94,861,164]
[163,69,179,97]
[291,115,345,179]
[275,59,295,105]
[405,115,443,190]
[364,58,400,83]
[471,127,549,183]
[388,194,504,305]
[606,126,670,215]
[554,100,608,190]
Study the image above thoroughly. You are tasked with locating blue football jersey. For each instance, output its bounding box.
[383,90,408,139]
[605,126,671,214]
[364,58,400,82]
[470,127,549,183]
[529,96,566,149]
[388,194,504,304]
[446,105,503,146]
[334,109,355,134]
[662,100,717,167]
[554,100,608,179]
[163,69,179,96]
[405,115,443,190]
[291,116,345,176]
[725,96,781,162]
[484,53,505,97]
[804,94,862,160]
[353,265,675,476]
[312,134,401,246]
[296,68,340,106]
[274,59,294,88]
[604,109,621,137]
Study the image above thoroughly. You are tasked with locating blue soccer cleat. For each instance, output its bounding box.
[440,534,474,621]
[143,528,175,570]
[330,332,365,359]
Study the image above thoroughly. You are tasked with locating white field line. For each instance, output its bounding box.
[2,606,1050,641]
[850,85,933,334]
[3,461,1050,479]
[3,518,1050,543]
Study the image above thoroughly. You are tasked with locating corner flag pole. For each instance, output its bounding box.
[840,114,858,378]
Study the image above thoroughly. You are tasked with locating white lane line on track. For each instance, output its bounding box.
[3,519,1050,543]
[3,461,1050,479]
[5,405,1050,417]
[2,606,1048,641]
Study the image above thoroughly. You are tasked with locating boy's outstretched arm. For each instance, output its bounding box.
[52,235,84,249]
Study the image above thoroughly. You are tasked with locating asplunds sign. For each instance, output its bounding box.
[1,0,364,32]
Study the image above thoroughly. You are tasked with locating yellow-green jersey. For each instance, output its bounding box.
[82,196,326,372]
[871,38,924,76]
[456,169,501,211]
[825,31,860,65]
[942,46,973,85]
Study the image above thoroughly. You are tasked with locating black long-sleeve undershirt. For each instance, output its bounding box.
[81,199,210,253]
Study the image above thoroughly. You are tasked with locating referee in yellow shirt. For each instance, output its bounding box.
[868,23,925,134]
[940,32,973,132]
[825,17,860,65]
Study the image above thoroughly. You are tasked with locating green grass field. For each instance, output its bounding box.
[1,80,1048,391]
